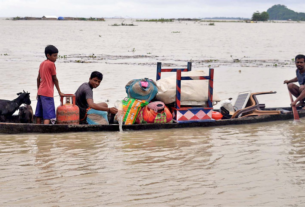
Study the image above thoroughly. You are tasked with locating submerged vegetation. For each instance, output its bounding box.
[13,16,21,20]
[200,20,245,23]
[110,22,137,26]
[11,16,105,21]
[1,51,295,68]
[87,17,105,21]
[136,18,174,22]
[58,55,67,59]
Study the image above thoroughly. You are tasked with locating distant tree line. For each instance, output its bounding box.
[267,4,305,21]
[203,17,249,20]
[251,11,269,21]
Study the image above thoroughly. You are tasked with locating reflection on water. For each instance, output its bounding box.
[1,20,305,206]
[1,120,305,206]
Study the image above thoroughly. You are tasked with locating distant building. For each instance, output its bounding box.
[42,16,58,20]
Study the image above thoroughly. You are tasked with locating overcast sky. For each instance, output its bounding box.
[1,0,305,18]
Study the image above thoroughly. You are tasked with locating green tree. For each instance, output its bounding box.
[252,11,269,21]
[260,12,269,21]
[252,11,261,21]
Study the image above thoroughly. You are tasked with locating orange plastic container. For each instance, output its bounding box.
[56,94,79,125]
[212,111,223,120]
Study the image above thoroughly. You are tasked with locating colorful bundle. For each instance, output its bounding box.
[136,101,173,124]
[122,98,148,125]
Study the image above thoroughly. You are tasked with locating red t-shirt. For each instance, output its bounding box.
[37,60,57,97]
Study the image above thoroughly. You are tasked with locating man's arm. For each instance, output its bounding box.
[87,99,118,114]
[284,77,298,84]
[52,75,64,97]
[292,89,305,106]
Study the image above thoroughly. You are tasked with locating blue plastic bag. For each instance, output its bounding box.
[125,78,158,102]
[87,109,109,125]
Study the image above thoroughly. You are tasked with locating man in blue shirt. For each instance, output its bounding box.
[284,54,305,108]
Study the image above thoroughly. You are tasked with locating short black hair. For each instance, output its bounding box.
[45,45,58,58]
[90,71,103,80]
[295,54,305,61]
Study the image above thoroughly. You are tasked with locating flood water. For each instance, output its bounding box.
[1,19,305,206]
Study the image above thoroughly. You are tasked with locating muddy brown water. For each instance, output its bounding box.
[1,19,305,206]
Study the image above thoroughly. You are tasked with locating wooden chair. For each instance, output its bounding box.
[231,91,281,118]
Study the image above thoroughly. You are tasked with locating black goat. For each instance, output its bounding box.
[0,91,31,122]
[19,105,33,123]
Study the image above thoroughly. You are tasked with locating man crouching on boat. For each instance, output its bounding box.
[75,71,118,124]
[284,54,305,108]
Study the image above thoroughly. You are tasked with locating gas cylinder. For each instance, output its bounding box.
[56,94,79,125]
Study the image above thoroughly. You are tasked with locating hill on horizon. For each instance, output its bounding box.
[267,4,305,21]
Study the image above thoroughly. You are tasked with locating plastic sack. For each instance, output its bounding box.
[220,98,235,115]
[87,109,109,125]
[125,78,158,102]
[122,98,148,125]
[156,70,220,105]
[136,101,173,124]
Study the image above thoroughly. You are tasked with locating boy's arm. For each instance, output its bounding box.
[284,77,298,84]
[87,99,118,114]
[37,73,40,89]
[52,75,64,97]
[36,73,40,100]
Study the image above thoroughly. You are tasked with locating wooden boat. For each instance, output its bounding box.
[1,62,301,134]
[0,107,303,134]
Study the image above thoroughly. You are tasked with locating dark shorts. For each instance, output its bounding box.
[35,95,56,120]
[79,106,90,124]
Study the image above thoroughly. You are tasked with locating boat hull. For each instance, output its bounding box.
[0,108,303,134]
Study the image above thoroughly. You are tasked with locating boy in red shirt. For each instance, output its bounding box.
[35,45,64,124]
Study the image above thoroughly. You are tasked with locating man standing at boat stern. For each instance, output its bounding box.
[284,54,305,108]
